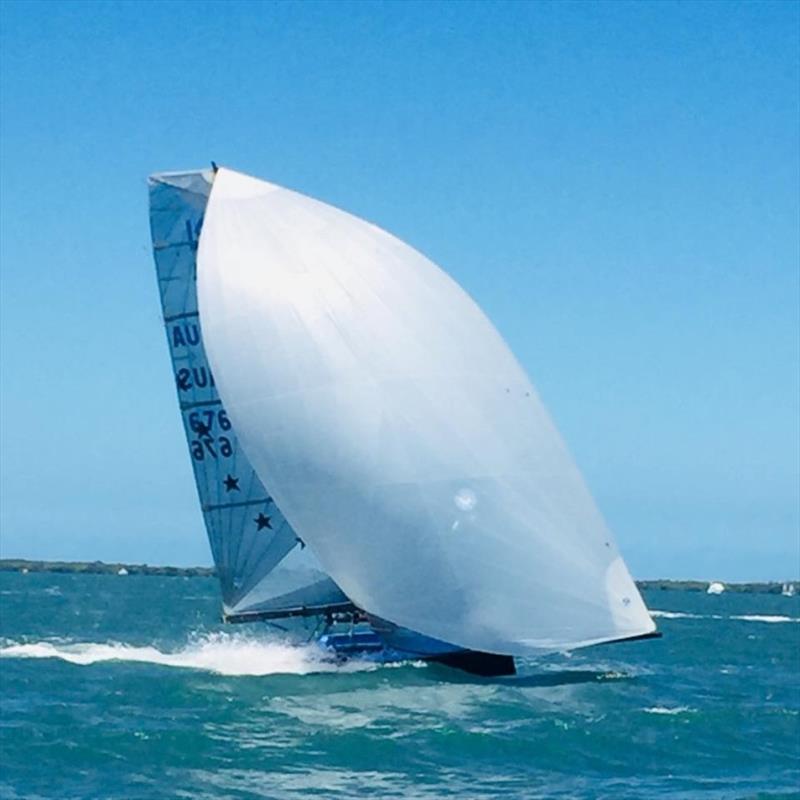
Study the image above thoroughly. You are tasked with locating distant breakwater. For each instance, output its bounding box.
[0,559,796,594]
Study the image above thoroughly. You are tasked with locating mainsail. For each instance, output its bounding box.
[196,167,656,657]
[148,170,350,620]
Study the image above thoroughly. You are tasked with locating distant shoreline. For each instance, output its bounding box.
[0,559,215,578]
[0,559,796,594]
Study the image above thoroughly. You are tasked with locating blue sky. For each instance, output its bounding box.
[0,0,797,580]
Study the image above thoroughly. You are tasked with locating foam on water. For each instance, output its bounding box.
[643,706,696,715]
[651,610,799,623]
[0,632,381,676]
[650,610,701,619]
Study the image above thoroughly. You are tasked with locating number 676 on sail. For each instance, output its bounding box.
[188,434,233,461]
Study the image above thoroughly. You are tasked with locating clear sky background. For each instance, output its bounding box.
[0,0,797,580]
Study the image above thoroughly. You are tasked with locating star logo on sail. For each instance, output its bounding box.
[254,513,272,531]
[223,474,240,492]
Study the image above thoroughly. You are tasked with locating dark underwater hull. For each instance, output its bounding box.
[426,650,516,676]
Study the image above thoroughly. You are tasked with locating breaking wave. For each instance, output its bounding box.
[643,706,696,715]
[0,632,383,676]
[651,610,799,623]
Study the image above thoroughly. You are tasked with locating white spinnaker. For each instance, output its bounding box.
[197,168,655,656]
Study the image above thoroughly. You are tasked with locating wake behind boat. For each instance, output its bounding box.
[147,166,658,676]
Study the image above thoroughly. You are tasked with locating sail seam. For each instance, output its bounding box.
[154,240,197,253]
[202,498,271,512]
[164,311,200,323]
[179,399,223,411]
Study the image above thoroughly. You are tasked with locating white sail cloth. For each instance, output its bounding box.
[197,168,655,656]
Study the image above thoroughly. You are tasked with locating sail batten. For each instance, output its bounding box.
[197,167,656,657]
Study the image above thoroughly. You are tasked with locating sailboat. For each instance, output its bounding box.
[148,166,658,677]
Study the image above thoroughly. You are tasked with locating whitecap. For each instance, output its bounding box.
[0,632,381,676]
[650,610,700,619]
[643,706,696,715]
[650,610,799,624]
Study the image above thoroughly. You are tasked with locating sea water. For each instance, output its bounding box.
[0,572,797,799]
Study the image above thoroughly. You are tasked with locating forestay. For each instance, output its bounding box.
[197,167,656,656]
[148,170,349,620]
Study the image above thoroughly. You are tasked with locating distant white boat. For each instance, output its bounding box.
[782,583,796,597]
[117,567,129,576]
[707,581,725,595]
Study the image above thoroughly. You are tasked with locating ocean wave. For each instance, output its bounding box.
[651,610,799,624]
[650,610,701,619]
[643,706,696,715]
[0,633,383,676]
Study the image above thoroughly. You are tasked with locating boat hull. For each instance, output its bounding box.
[319,619,517,677]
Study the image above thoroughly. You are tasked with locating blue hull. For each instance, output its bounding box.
[318,623,516,677]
